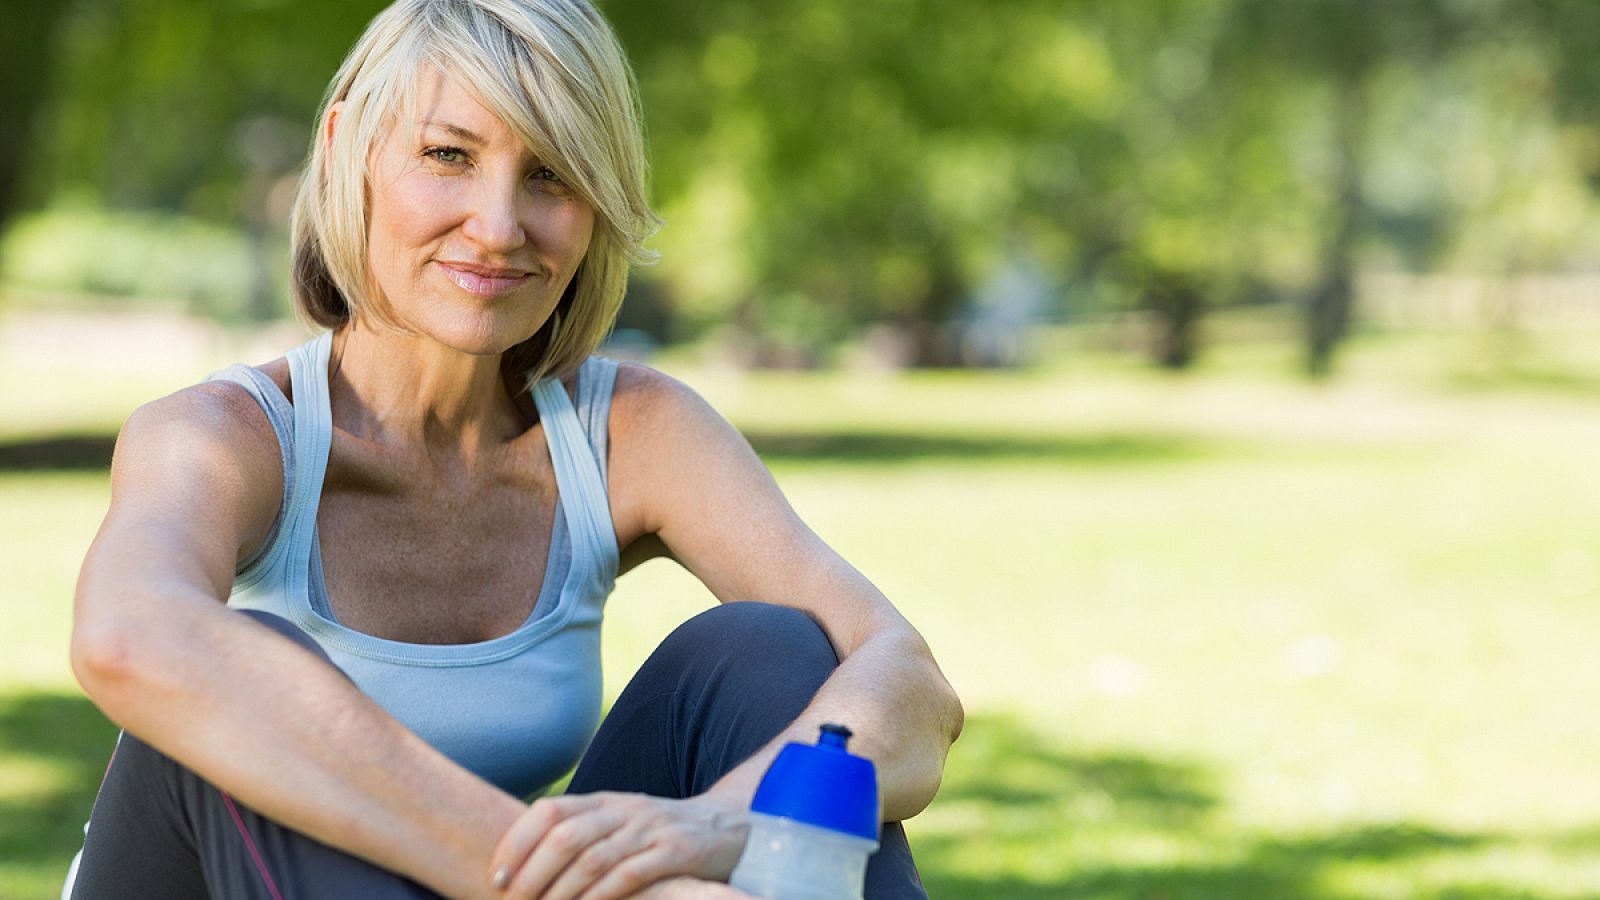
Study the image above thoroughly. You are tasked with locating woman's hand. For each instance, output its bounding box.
[489,792,750,899]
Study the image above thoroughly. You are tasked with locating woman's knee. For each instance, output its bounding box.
[580,603,843,797]
[658,601,839,681]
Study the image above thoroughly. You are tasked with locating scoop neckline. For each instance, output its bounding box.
[281,331,594,667]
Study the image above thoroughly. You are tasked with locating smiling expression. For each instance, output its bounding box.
[361,67,595,356]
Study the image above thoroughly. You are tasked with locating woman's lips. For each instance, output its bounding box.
[436,261,534,298]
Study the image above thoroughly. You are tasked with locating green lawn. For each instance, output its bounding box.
[3,316,1599,897]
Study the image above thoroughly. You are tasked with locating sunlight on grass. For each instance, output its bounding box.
[0,475,107,687]
[0,756,77,805]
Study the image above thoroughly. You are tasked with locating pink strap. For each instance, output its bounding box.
[221,792,287,900]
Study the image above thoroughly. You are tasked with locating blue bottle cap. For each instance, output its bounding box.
[749,723,879,841]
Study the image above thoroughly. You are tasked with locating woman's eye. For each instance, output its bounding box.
[423,146,468,165]
[531,166,563,184]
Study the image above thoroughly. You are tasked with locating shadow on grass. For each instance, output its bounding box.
[0,691,118,881]
[0,429,1217,472]
[931,712,1221,824]
[912,713,1584,899]
[745,430,1214,466]
[0,435,115,472]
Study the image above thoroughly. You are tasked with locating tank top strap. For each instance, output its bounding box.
[573,356,619,485]
[283,330,335,592]
[532,361,620,583]
[205,363,297,575]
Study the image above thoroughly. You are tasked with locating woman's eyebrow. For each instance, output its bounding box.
[421,121,485,144]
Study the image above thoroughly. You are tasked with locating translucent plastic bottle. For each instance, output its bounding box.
[730,724,881,899]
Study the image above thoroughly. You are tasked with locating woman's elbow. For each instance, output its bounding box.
[943,678,965,746]
[70,592,196,721]
[71,613,150,712]
[931,672,966,781]
[914,634,964,746]
[895,659,965,818]
[888,740,955,821]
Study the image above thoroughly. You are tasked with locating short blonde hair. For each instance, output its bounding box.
[290,0,658,385]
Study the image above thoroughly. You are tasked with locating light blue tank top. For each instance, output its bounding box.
[208,331,620,798]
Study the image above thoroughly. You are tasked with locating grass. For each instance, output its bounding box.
[3,310,1600,897]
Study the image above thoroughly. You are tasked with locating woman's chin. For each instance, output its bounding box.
[419,311,542,359]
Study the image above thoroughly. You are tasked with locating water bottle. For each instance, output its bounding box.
[730,723,881,899]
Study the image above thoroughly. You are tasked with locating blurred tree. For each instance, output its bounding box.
[26,0,385,318]
[604,0,1376,369]
[42,0,384,216]
[0,3,70,226]
[606,0,1140,364]
[1522,0,1600,137]
[8,0,1595,369]
[1218,0,1501,376]
[1082,0,1301,370]
[609,0,1589,372]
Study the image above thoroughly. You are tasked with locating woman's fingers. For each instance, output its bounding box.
[492,793,750,899]
[544,829,653,900]
[569,798,748,900]
[493,795,598,879]
[491,794,615,898]
[532,802,672,900]
[569,845,691,900]
[505,809,628,900]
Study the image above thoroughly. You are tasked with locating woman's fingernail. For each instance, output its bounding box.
[492,865,510,889]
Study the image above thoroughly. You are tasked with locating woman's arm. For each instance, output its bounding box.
[607,366,964,818]
[72,383,522,899]
[490,365,962,898]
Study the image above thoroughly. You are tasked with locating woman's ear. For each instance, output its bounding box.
[321,101,346,179]
[323,101,345,154]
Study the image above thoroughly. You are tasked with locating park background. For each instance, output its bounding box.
[3,0,1600,896]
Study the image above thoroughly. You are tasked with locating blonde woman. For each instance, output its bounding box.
[65,0,961,897]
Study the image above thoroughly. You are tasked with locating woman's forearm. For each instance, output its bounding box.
[702,622,963,823]
[73,579,523,899]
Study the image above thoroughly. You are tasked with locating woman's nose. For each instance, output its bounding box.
[460,180,526,253]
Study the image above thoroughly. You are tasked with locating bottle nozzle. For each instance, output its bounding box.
[819,723,853,749]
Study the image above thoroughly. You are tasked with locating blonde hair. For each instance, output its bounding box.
[290,0,658,385]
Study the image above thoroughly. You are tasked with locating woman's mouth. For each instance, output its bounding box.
[436,261,534,298]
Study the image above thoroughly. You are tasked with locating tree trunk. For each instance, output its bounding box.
[1147,272,1202,370]
[1306,71,1367,378]
[906,249,965,368]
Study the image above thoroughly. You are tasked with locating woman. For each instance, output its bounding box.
[65,0,962,897]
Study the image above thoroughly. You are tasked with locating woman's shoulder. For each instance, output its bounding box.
[605,361,756,472]
[607,360,724,438]
[602,360,752,546]
[116,359,291,497]
[609,358,679,399]
[128,365,282,452]
[107,369,288,557]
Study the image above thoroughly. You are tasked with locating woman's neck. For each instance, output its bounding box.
[328,319,531,459]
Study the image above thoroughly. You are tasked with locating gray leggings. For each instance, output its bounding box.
[67,603,926,898]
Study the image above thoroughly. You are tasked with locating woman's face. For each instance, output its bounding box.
[360,67,595,356]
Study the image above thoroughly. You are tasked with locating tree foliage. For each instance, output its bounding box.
[3,0,1598,369]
